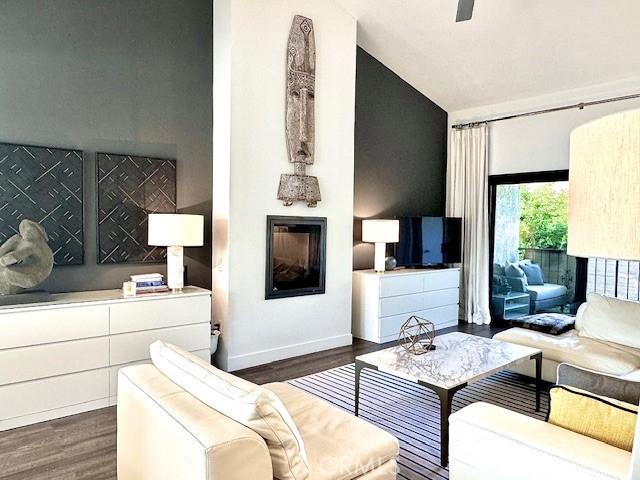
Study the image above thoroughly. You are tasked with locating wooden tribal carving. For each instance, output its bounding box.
[277,15,321,207]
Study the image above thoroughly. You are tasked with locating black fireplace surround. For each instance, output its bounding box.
[265,216,326,300]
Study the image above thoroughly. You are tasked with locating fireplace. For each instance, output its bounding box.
[265,216,326,299]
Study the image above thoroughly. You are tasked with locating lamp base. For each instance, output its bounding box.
[374,242,386,273]
[167,245,185,291]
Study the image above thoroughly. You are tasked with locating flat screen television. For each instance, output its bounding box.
[395,217,462,267]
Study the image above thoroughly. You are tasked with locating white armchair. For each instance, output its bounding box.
[449,402,637,479]
[449,363,640,480]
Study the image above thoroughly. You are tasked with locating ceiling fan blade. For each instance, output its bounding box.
[456,0,475,22]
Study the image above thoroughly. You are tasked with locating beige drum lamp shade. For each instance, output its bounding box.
[568,109,640,260]
[362,219,400,243]
[148,214,204,247]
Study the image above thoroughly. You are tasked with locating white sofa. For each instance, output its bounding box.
[494,293,640,383]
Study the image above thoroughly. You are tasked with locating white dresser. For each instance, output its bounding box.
[352,268,460,343]
[0,286,211,431]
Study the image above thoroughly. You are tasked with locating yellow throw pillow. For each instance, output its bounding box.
[548,386,637,451]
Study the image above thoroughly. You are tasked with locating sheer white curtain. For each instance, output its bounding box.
[446,124,491,325]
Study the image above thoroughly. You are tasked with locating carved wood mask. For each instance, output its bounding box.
[286,15,315,166]
[277,15,321,207]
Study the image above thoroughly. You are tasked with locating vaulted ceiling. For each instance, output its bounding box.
[335,0,640,111]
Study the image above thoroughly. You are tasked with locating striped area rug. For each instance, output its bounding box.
[288,364,549,480]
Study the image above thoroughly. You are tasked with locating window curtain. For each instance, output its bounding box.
[446,124,491,325]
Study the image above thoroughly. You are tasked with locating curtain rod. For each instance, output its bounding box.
[451,92,640,129]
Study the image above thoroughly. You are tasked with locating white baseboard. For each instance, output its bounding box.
[226,333,353,372]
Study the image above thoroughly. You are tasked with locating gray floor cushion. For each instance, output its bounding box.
[510,312,575,335]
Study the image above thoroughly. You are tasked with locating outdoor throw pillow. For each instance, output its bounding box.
[521,262,545,285]
[505,263,527,282]
[547,385,637,452]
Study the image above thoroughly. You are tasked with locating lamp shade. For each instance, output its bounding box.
[568,109,640,260]
[148,214,204,247]
[362,219,399,243]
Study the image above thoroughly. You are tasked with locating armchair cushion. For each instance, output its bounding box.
[578,293,640,350]
[150,341,309,480]
[493,328,640,376]
[264,382,399,480]
[526,283,567,302]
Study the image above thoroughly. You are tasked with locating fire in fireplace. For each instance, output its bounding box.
[265,216,326,299]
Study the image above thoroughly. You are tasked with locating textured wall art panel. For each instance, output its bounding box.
[97,153,176,264]
[0,142,84,266]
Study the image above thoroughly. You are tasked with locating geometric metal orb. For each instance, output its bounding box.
[398,315,436,355]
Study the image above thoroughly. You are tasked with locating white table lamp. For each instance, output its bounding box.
[568,109,640,260]
[362,219,399,273]
[148,214,204,292]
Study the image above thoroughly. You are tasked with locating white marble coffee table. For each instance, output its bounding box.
[354,332,542,467]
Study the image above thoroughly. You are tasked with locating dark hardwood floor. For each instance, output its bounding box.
[0,323,501,480]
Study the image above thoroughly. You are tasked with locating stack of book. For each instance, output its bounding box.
[131,273,169,294]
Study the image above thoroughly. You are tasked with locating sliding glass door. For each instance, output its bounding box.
[489,171,586,320]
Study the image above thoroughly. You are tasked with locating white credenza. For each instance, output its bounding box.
[0,286,211,431]
[352,268,460,343]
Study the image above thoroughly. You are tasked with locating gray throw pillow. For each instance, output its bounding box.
[521,262,544,285]
[557,363,640,406]
[505,263,526,280]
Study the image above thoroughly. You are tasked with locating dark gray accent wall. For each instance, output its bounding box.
[0,0,212,292]
[354,48,448,270]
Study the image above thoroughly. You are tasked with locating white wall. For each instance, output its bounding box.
[213,0,357,371]
[448,78,640,175]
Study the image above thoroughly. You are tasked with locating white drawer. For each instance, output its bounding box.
[425,304,460,326]
[423,270,459,291]
[110,323,210,365]
[0,337,109,385]
[379,312,415,339]
[379,275,423,297]
[0,368,109,421]
[423,288,459,309]
[110,295,211,334]
[0,305,109,350]
[379,304,460,338]
[109,349,210,398]
[379,288,459,317]
[379,293,424,317]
